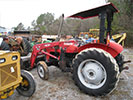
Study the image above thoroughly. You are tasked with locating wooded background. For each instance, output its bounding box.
[13,0,133,47]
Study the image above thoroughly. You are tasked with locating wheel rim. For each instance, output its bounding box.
[19,77,30,91]
[78,59,107,89]
[38,65,45,78]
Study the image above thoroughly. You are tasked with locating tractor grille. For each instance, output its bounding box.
[0,51,22,92]
[0,63,18,87]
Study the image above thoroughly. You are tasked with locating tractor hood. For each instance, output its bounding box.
[68,2,118,19]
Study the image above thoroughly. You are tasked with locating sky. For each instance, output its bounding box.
[0,0,107,29]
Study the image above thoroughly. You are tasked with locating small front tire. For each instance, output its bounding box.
[16,70,36,97]
[37,61,49,80]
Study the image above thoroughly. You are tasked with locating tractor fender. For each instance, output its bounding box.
[78,41,123,58]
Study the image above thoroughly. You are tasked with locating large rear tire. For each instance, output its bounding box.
[0,41,10,50]
[21,38,31,56]
[72,48,119,96]
[16,70,36,97]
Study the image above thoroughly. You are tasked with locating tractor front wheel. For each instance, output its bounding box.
[72,48,119,96]
[37,61,49,80]
[16,70,36,97]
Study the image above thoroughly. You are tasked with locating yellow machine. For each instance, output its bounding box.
[79,29,126,46]
[79,29,99,38]
[111,33,126,46]
[0,51,36,99]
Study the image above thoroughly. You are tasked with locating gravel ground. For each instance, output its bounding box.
[3,48,133,100]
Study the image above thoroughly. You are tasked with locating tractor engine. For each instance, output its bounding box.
[47,42,78,72]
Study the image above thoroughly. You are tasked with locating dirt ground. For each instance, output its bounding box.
[3,48,133,100]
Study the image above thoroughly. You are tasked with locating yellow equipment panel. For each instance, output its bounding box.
[0,51,22,92]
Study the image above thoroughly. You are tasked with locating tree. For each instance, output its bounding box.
[27,26,31,31]
[35,12,55,34]
[109,0,133,46]
[31,12,99,36]
[14,23,25,31]
[47,19,60,35]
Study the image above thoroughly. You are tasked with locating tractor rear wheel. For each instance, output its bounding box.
[37,61,49,80]
[72,48,119,96]
[0,41,10,50]
[21,38,31,56]
[16,70,36,97]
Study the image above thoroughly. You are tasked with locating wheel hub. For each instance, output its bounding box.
[78,59,107,89]
[82,62,104,84]
[38,65,45,78]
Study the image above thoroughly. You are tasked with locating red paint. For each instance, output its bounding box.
[30,39,123,69]
[78,41,123,57]
[69,3,119,19]
[30,40,78,68]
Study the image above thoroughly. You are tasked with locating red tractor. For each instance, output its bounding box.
[24,3,130,96]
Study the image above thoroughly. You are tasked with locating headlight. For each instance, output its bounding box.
[12,56,18,61]
[0,58,6,63]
